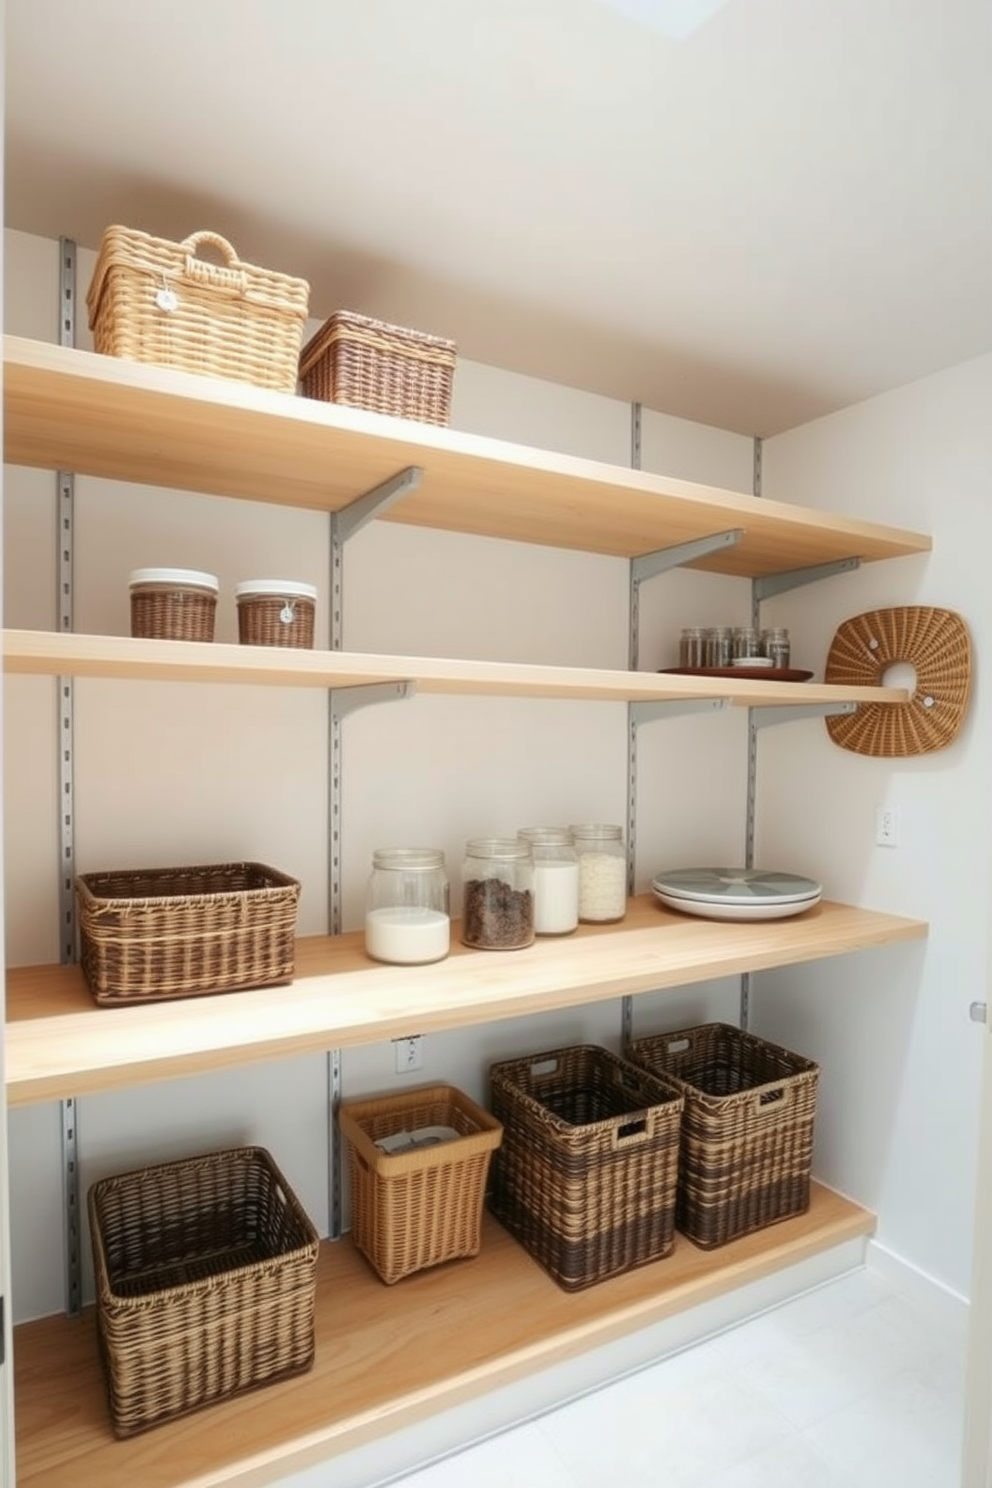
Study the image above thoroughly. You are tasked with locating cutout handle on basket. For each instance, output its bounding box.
[529,1057,559,1080]
[612,1114,652,1147]
[182,231,248,295]
[752,1084,790,1116]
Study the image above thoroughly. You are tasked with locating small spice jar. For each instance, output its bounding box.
[365,848,450,965]
[569,823,628,923]
[679,626,707,668]
[704,626,733,668]
[517,827,579,936]
[761,626,791,669]
[235,579,317,648]
[461,838,535,950]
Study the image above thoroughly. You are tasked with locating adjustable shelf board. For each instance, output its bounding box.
[3,336,931,575]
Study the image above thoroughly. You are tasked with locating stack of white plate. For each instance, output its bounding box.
[650,867,822,922]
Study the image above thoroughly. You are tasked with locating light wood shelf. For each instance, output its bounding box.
[6,897,927,1107]
[3,627,910,705]
[14,1185,874,1488]
[3,336,931,576]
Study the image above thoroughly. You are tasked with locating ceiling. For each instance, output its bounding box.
[4,0,992,436]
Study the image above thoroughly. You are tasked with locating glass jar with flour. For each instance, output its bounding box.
[365,848,450,965]
[517,826,579,935]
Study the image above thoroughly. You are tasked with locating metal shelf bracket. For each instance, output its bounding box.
[751,700,857,731]
[629,530,744,671]
[630,697,729,729]
[753,556,860,604]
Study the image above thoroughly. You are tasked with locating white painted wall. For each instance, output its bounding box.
[755,352,992,1300]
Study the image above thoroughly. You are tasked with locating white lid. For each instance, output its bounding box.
[128,567,219,591]
[235,579,318,600]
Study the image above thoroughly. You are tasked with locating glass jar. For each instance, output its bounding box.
[569,824,628,923]
[517,827,579,935]
[761,626,791,668]
[731,625,762,661]
[704,626,733,668]
[461,838,535,950]
[679,626,707,668]
[365,848,450,965]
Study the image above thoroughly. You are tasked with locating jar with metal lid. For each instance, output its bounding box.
[679,626,707,668]
[704,626,733,668]
[365,848,450,965]
[761,626,791,669]
[731,625,762,661]
[569,824,628,923]
[461,838,534,950]
[517,827,579,935]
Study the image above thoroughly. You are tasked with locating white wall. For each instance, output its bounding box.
[755,352,992,1299]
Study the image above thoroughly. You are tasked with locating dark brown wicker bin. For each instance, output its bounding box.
[88,1146,319,1437]
[628,1023,819,1249]
[299,310,456,425]
[76,861,300,1005]
[489,1044,683,1291]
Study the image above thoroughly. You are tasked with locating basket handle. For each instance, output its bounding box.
[181,231,248,295]
[751,1083,792,1117]
[611,1113,652,1148]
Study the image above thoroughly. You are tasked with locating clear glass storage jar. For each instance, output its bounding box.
[761,626,791,668]
[569,823,628,923]
[365,848,450,965]
[461,838,535,950]
[517,827,579,935]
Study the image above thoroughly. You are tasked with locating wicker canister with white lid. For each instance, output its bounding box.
[129,568,218,642]
[236,580,316,648]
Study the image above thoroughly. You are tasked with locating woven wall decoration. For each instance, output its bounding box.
[824,606,972,757]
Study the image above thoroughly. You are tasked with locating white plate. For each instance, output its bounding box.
[653,889,822,922]
[650,867,822,906]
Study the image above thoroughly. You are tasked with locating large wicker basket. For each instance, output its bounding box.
[86,226,310,392]
[339,1084,502,1284]
[489,1044,683,1291]
[76,861,301,1005]
[627,1023,819,1249]
[299,310,456,424]
[88,1146,319,1437]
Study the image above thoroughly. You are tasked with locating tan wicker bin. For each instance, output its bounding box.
[299,310,456,424]
[76,861,301,1005]
[339,1084,502,1284]
[86,225,310,392]
[88,1146,319,1437]
[628,1023,819,1249]
[489,1044,683,1291]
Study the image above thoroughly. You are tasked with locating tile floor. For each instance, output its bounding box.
[386,1268,966,1488]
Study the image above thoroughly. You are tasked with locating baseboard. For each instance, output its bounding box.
[866,1237,970,1336]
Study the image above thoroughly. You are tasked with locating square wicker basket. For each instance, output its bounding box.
[88,1146,319,1437]
[76,861,301,1005]
[339,1084,503,1284]
[86,225,310,392]
[488,1044,684,1291]
[627,1022,820,1249]
[299,310,457,425]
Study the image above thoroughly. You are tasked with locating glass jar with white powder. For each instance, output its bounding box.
[517,827,579,935]
[569,824,628,923]
[365,848,450,965]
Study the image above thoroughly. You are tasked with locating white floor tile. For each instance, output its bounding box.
[389,1423,583,1488]
[693,1432,861,1488]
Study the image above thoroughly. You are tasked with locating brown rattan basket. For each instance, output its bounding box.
[339,1084,503,1284]
[627,1023,819,1250]
[86,226,310,392]
[129,567,219,642]
[76,861,301,1005]
[299,310,456,424]
[88,1146,319,1437]
[236,579,317,648]
[824,605,972,757]
[489,1044,683,1291]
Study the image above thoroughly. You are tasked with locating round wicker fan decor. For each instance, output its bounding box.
[824,606,971,757]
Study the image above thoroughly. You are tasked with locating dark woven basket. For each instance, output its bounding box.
[340,1084,503,1285]
[76,861,301,1005]
[88,1146,319,1437]
[489,1044,683,1291]
[627,1023,819,1249]
[299,310,456,425]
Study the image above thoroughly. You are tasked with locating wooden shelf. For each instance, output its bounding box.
[6,896,927,1107]
[3,628,910,706]
[3,337,931,576]
[14,1185,874,1488]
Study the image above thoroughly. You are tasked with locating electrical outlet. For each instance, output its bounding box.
[393,1036,424,1074]
[875,806,899,848]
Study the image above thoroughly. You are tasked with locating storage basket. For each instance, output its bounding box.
[627,1022,819,1249]
[76,861,301,1005]
[489,1044,683,1291]
[86,225,310,392]
[236,579,317,648]
[339,1084,502,1284]
[129,567,219,642]
[88,1146,319,1437]
[299,310,457,425]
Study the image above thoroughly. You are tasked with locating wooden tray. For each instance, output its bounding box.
[660,666,814,682]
